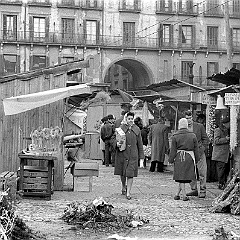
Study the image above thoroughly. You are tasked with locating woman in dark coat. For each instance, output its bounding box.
[114,112,144,200]
[211,120,230,190]
[168,118,200,201]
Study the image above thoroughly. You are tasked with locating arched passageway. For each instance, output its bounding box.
[104,58,153,91]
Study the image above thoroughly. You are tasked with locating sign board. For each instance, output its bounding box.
[202,93,217,105]
[225,93,240,105]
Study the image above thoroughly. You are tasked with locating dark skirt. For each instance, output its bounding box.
[175,180,191,183]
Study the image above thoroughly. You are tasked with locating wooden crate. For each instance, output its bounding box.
[18,154,55,200]
[72,162,99,192]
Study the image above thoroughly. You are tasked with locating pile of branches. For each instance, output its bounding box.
[212,226,240,240]
[61,198,148,233]
[0,191,43,240]
[210,172,240,215]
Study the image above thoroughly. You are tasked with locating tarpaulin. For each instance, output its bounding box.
[3,84,91,116]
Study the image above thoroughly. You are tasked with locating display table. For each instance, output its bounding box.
[18,154,56,200]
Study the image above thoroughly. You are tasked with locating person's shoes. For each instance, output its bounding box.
[105,164,109,167]
[183,196,190,201]
[121,186,127,195]
[126,195,131,200]
[218,184,225,190]
[186,190,198,196]
[174,195,180,200]
[199,192,206,198]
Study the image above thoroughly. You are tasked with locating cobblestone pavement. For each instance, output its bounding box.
[15,161,240,240]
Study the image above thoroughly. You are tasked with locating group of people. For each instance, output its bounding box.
[99,109,231,201]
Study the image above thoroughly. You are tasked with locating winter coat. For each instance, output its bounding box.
[148,122,169,163]
[100,122,114,142]
[168,129,200,181]
[211,127,230,163]
[114,124,144,177]
[192,122,209,156]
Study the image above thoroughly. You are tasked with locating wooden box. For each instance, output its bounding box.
[72,162,99,192]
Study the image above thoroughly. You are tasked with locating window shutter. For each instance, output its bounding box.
[94,0,97,7]
[122,0,126,9]
[179,0,182,12]
[29,16,34,41]
[170,24,173,47]
[134,0,139,10]
[159,0,164,11]
[158,23,163,47]
[96,21,100,44]
[169,0,172,12]
[191,25,196,48]
[45,16,50,41]
[30,55,33,70]
[13,15,17,40]
[46,55,50,67]
[83,19,86,42]
[0,54,4,75]
[16,55,20,73]
[178,25,182,47]
[230,28,233,49]
[3,15,7,38]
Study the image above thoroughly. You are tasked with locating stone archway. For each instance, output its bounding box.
[104,58,153,91]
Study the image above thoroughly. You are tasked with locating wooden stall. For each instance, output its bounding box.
[0,60,89,190]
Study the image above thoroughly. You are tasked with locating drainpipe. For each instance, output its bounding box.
[100,0,104,83]
[24,3,27,72]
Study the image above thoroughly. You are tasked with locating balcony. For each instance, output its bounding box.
[119,0,141,13]
[203,3,224,17]
[81,0,103,10]
[1,31,239,53]
[28,0,52,7]
[57,0,80,8]
[0,0,22,5]
[177,2,198,16]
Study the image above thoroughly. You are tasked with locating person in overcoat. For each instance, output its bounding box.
[148,118,169,172]
[211,119,230,190]
[168,118,200,201]
[114,112,144,200]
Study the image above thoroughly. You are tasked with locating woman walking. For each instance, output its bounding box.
[168,118,199,201]
[114,112,144,200]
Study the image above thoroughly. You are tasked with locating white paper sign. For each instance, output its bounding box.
[225,93,240,105]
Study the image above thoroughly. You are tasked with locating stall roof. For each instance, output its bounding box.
[208,85,240,95]
[207,68,240,86]
[157,99,201,107]
[146,79,205,92]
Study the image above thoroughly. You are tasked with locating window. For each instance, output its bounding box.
[3,55,17,74]
[62,18,75,43]
[159,0,172,12]
[85,20,98,45]
[62,0,75,5]
[207,62,219,85]
[123,79,128,90]
[163,25,170,46]
[181,61,193,82]
[121,0,140,11]
[181,25,192,47]
[233,28,240,48]
[198,66,203,85]
[32,56,46,70]
[33,17,46,41]
[206,0,221,15]
[179,0,194,13]
[86,0,98,8]
[3,15,17,40]
[123,22,135,47]
[207,26,218,48]
[232,0,240,16]
[233,63,240,70]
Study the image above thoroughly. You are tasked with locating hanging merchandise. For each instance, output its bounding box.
[142,101,149,127]
[230,105,240,152]
[206,105,216,143]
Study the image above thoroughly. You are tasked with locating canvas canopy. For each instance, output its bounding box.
[3,84,91,116]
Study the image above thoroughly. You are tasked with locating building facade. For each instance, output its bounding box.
[0,0,240,91]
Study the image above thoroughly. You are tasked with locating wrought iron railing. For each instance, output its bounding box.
[119,0,141,12]
[1,30,239,52]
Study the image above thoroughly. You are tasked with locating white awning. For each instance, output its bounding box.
[3,84,91,116]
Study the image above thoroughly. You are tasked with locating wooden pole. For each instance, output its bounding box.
[174,103,179,132]
[224,1,232,69]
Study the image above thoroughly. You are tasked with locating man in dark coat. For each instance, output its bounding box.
[148,117,169,172]
[212,119,230,190]
[185,111,209,198]
[100,114,114,167]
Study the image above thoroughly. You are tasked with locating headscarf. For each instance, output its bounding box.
[178,118,188,130]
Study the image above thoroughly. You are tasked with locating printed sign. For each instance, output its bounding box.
[202,93,217,105]
[225,93,240,105]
